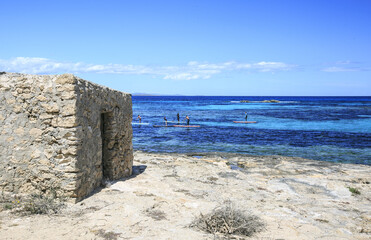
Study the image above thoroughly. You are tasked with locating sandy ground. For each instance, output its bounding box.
[1,151,370,240]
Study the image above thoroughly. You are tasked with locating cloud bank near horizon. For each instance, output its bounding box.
[0,57,296,80]
[321,61,369,72]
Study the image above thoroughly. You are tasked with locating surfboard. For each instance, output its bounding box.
[132,122,150,125]
[233,121,257,124]
[153,125,174,127]
[172,125,200,128]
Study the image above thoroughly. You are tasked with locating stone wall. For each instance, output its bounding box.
[0,72,133,202]
[74,77,133,199]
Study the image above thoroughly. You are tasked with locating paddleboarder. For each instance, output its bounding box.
[164,116,168,126]
[177,113,180,122]
[137,115,142,123]
[245,112,248,121]
[185,115,190,125]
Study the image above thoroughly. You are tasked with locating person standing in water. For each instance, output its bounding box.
[177,113,180,122]
[245,112,248,121]
[137,115,142,123]
[164,116,168,126]
[185,115,190,125]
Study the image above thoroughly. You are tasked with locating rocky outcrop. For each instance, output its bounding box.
[0,72,133,202]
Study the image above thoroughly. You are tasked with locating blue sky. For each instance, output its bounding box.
[0,0,370,96]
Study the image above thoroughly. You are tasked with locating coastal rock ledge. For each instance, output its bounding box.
[1,151,370,239]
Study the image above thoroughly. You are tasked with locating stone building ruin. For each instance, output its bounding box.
[0,72,133,202]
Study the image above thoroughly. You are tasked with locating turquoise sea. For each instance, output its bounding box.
[132,96,371,165]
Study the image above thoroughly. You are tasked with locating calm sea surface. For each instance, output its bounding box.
[132,96,371,165]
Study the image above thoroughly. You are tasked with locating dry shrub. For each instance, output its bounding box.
[1,188,65,215]
[145,208,167,220]
[95,229,121,240]
[21,192,65,215]
[192,201,265,238]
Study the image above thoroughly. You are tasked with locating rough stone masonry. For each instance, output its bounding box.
[0,72,133,202]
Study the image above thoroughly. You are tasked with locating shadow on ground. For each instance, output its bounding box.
[81,165,147,201]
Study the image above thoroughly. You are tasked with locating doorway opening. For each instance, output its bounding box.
[100,112,113,180]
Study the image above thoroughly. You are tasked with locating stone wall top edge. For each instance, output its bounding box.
[0,72,131,96]
[0,72,57,81]
[0,72,59,78]
[75,77,131,96]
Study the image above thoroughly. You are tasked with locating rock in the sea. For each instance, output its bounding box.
[262,99,280,103]
[240,99,280,103]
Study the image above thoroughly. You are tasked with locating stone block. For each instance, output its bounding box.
[6,98,16,105]
[42,103,60,113]
[36,95,47,101]
[61,91,76,100]
[13,105,23,113]
[52,116,77,128]
[31,149,41,159]
[40,113,54,119]
[22,93,32,99]
[29,128,43,138]
[61,104,76,116]
[56,74,76,84]
[57,84,75,92]
[39,158,50,165]
[62,147,78,156]
[14,127,24,135]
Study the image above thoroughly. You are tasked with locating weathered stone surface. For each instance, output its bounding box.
[0,72,133,202]
[1,151,370,239]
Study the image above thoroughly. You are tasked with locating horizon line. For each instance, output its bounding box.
[132,94,371,97]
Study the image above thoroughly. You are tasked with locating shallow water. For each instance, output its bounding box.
[132,96,371,165]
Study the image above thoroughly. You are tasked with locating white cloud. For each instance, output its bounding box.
[253,61,293,71]
[322,67,357,72]
[0,57,295,80]
[187,61,198,66]
[321,61,368,72]
[164,73,205,80]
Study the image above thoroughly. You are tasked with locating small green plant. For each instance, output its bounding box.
[4,204,13,210]
[348,187,361,195]
[0,192,15,211]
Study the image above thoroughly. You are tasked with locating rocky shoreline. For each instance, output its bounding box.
[1,151,370,239]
